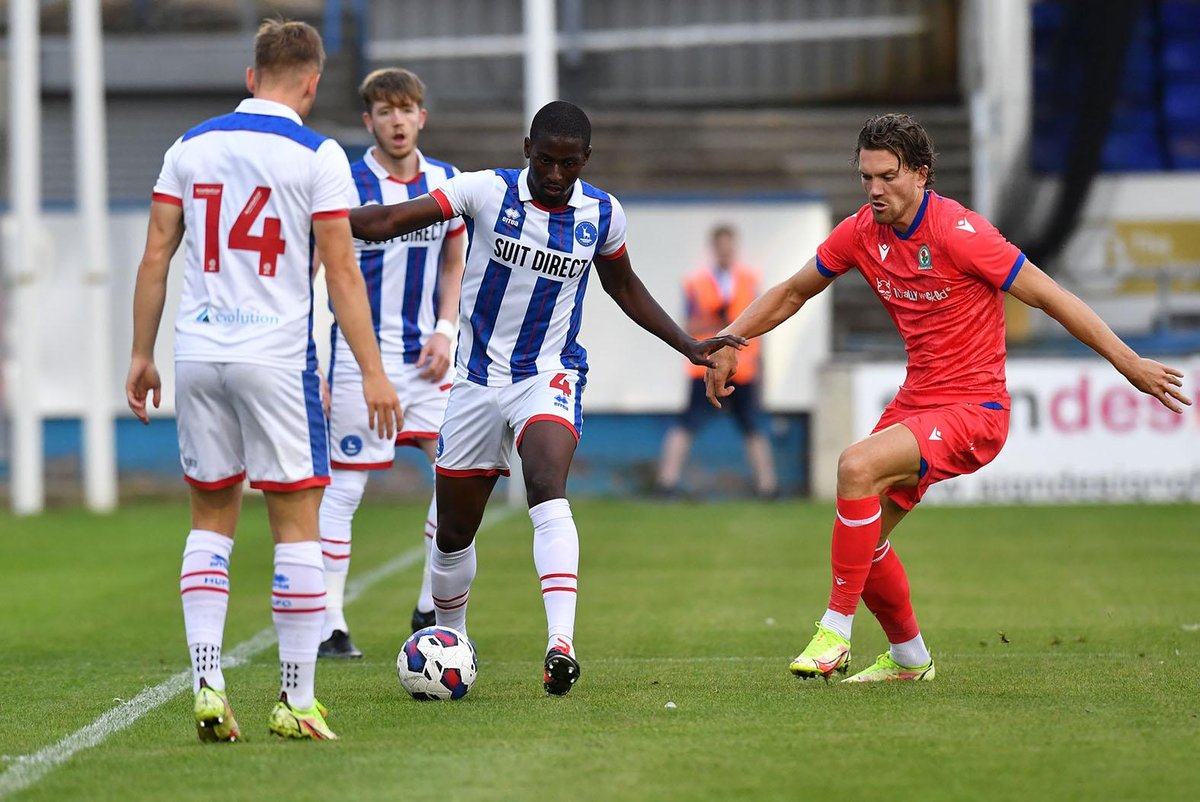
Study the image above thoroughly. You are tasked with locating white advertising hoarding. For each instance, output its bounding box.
[851,358,1200,503]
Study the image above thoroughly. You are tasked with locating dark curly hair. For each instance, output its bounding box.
[854,113,937,187]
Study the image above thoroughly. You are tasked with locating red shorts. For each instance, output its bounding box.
[872,400,1010,510]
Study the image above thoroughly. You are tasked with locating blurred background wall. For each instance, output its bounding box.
[1,0,1197,508]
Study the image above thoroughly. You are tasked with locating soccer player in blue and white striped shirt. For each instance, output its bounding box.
[351,101,744,696]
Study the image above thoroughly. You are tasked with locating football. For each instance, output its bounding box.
[396,626,478,700]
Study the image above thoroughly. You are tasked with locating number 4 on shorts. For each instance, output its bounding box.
[549,373,571,396]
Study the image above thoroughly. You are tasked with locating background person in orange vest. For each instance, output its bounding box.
[656,224,778,498]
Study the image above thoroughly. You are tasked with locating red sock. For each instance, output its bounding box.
[861,540,920,643]
[827,495,882,615]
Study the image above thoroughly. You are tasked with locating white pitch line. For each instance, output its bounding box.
[0,507,515,799]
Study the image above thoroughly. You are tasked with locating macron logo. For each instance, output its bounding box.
[835,576,847,586]
[878,243,890,261]
[955,218,976,234]
[929,427,943,441]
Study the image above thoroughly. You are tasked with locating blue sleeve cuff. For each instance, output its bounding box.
[1001,253,1026,292]
[815,255,838,279]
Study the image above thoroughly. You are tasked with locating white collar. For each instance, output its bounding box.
[517,167,585,209]
[235,97,303,126]
[364,147,430,182]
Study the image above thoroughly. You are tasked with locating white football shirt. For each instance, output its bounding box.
[330,148,465,372]
[153,98,354,371]
[430,168,627,386]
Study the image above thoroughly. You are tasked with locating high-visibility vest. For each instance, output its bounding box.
[682,263,761,382]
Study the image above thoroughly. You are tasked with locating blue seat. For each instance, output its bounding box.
[1162,2,1200,35]
[1102,131,1167,171]
[1164,82,1200,123]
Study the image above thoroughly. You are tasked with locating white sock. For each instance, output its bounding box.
[530,498,579,656]
[416,490,437,613]
[322,572,348,640]
[890,633,931,668]
[180,529,234,692]
[431,540,476,636]
[272,541,325,710]
[318,468,367,638]
[820,608,854,641]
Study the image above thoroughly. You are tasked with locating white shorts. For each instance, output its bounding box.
[175,361,329,491]
[435,370,585,477]
[328,358,454,469]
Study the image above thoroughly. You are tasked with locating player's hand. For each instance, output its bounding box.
[361,370,403,440]
[125,356,162,425]
[684,334,747,368]
[1123,358,1192,413]
[318,370,331,418]
[416,332,452,381]
[704,347,740,409]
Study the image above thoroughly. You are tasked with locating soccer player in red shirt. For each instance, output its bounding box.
[704,113,1192,682]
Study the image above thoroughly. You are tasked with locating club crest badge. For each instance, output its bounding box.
[574,221,598,247]
[917,244,933,270]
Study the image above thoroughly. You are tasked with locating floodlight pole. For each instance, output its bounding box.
[522,0,558,129]
[8,0,44,514]
[71,0,118,512]
[508,0,559,510]
[964,0,1032,221]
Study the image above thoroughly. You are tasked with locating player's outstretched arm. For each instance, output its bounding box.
[594,249,746,365]
[1008,261,1193,413]
[417,227,466,380]
[126,200,184,424]
[349,194,446,243]
[705,257,834,408]
[315,216,403,439]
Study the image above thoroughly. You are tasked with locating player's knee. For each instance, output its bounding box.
[524,471,566,507]
[324,470,367,510]
[836,446,882,497]
[435,523,474,553]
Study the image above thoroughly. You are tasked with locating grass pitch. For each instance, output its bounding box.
[1,499,1198,801]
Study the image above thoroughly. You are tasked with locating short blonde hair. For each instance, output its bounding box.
[254,19,326,79]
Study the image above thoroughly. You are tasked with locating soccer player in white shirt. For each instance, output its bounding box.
[125,20,401,741]
[317,68,466,659]
[351,101,745,695]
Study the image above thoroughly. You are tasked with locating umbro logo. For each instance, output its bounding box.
[955,218,975,234]
[929,427,943,441]
[878,243,890,261]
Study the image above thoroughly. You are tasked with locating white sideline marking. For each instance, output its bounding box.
[0,507,516,798]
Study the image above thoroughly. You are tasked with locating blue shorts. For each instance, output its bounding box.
[679,377,763,435]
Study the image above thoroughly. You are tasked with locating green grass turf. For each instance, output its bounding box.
[1,499,1198,801]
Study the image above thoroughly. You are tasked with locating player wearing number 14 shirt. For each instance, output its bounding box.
[126,20,400,742]
[350,101,744,696]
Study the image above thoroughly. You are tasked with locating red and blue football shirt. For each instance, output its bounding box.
[816,190,1026,407]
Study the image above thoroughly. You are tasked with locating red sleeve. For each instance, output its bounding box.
[945,210,1026,291]
[596,243,626,261]
[815,214,859,277]
[429,188,454,220]
[152,192,182,207]
[312,209,350,220]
